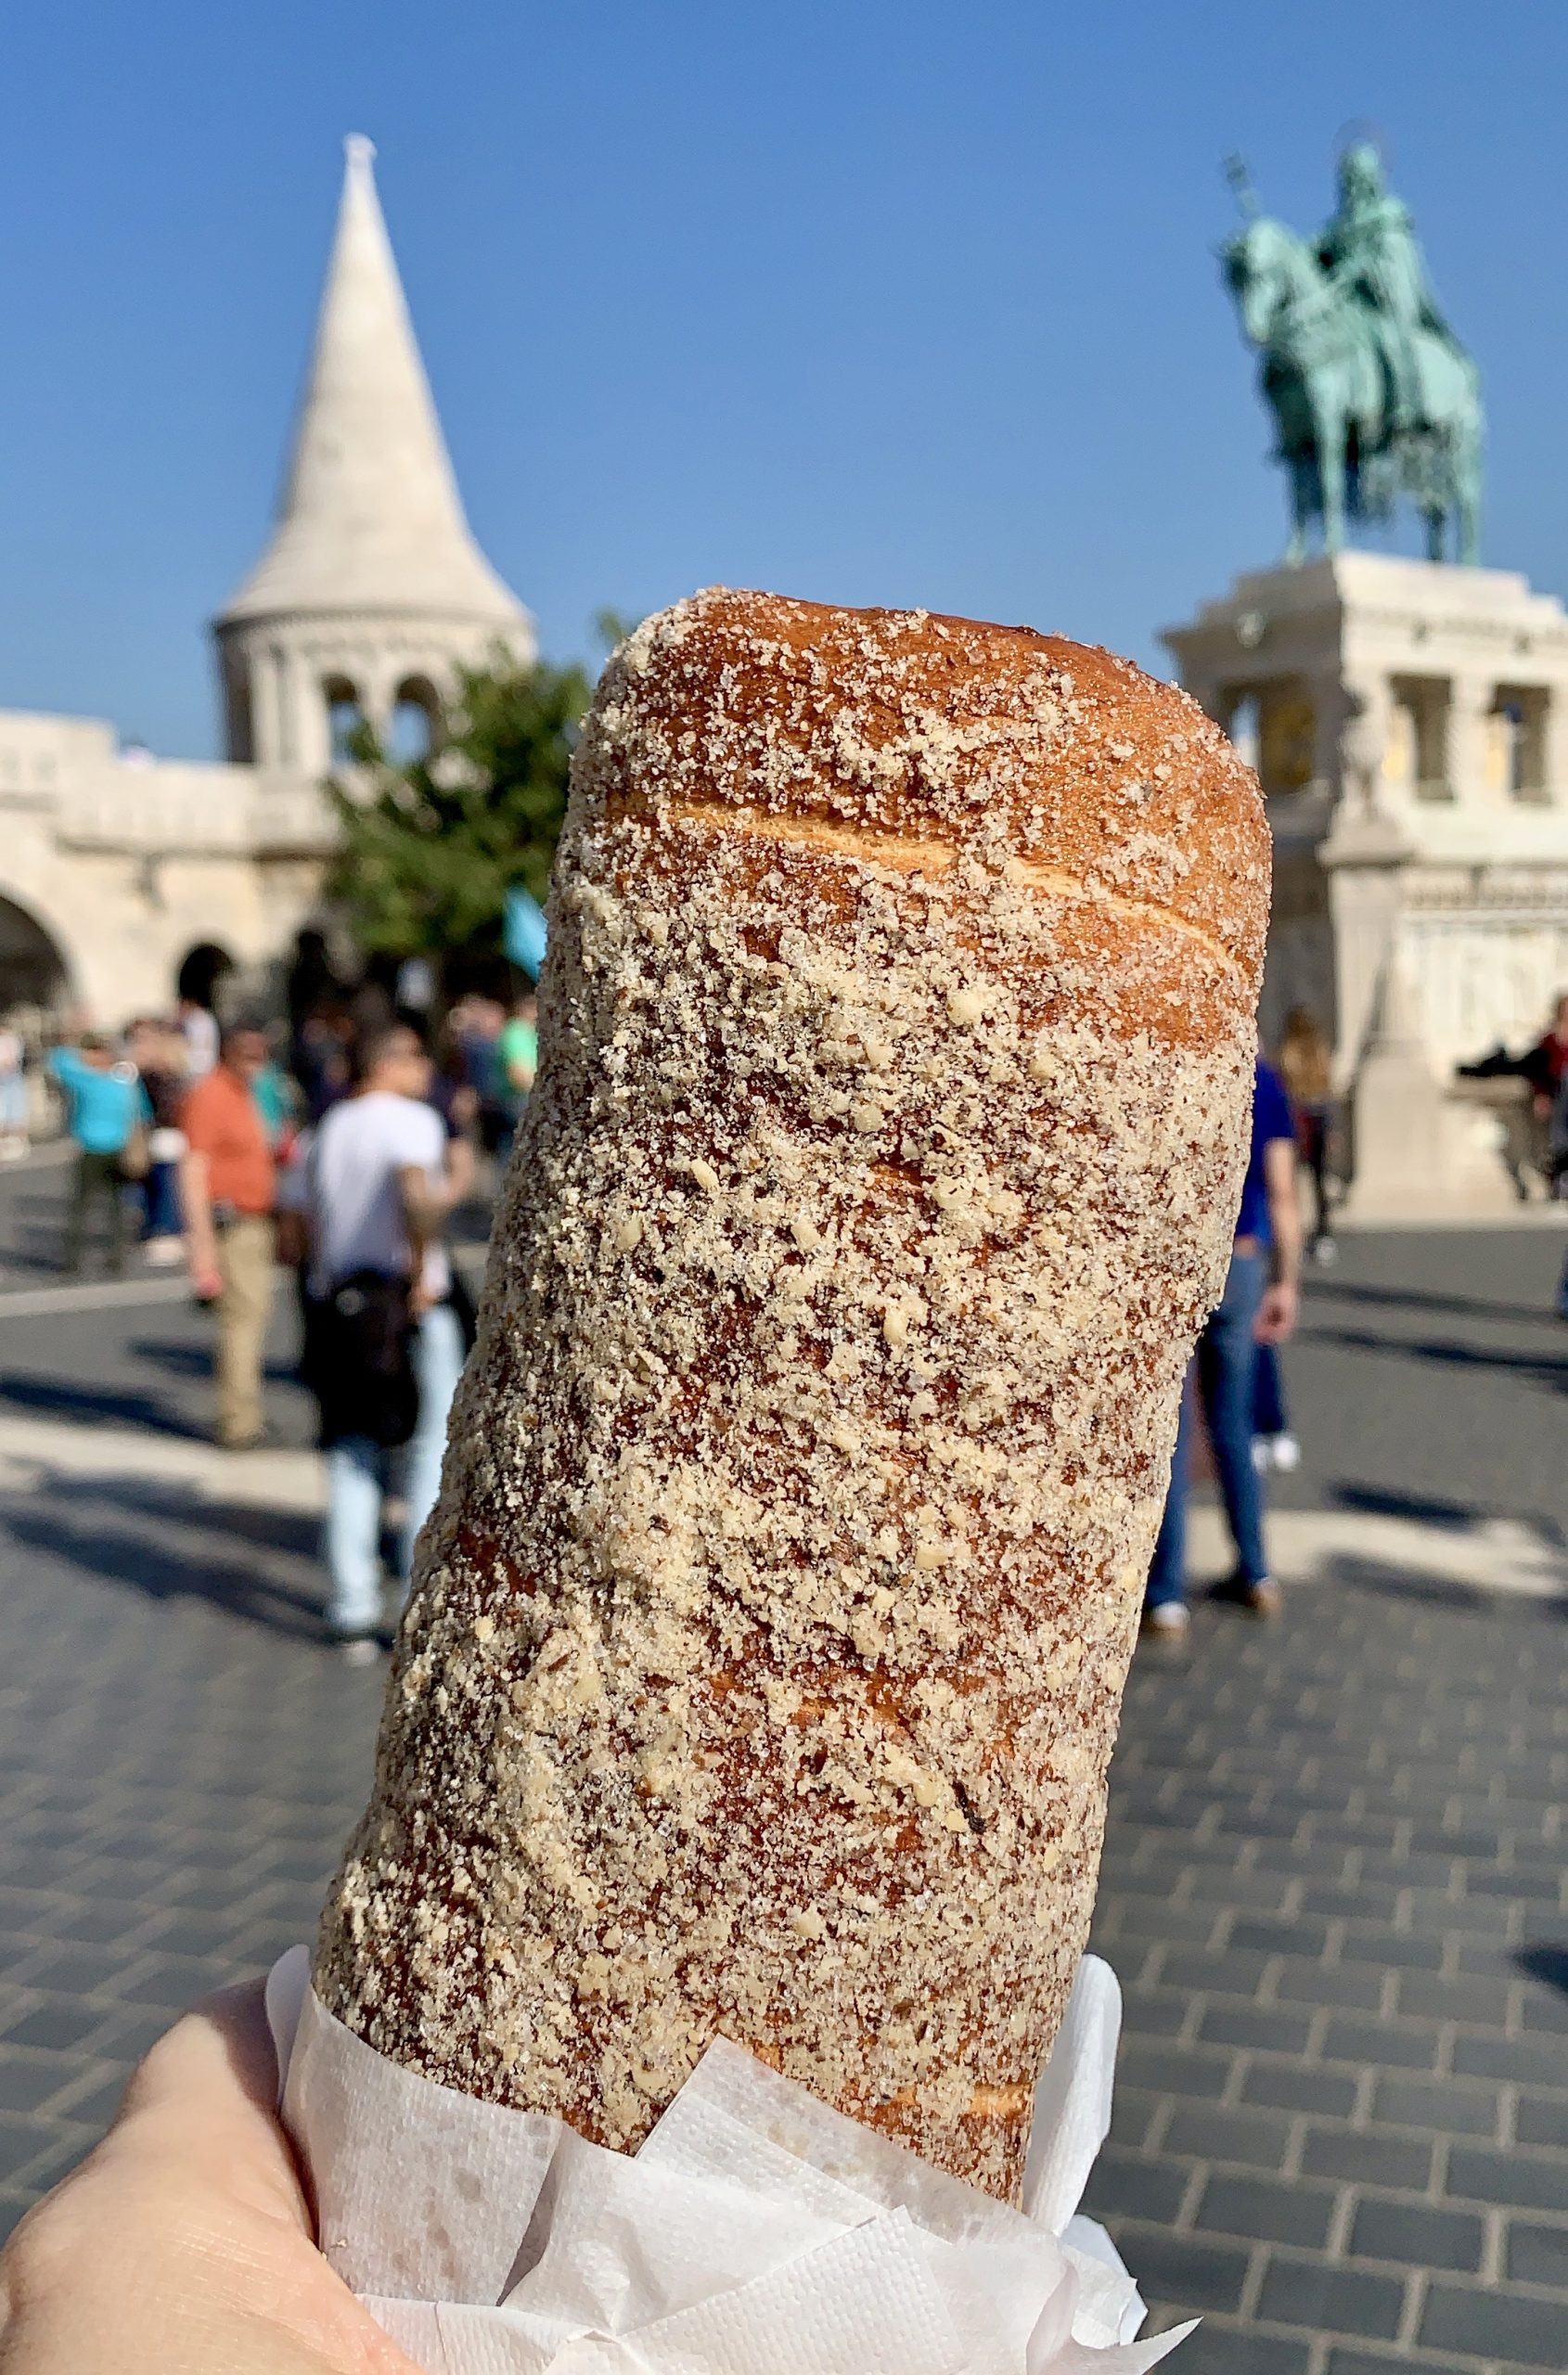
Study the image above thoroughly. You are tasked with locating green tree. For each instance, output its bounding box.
[324,650,594,988]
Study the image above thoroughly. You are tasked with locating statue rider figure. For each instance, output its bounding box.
[1317,143,1459,435]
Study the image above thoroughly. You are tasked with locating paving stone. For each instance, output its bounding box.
[1298,2126,1433,2191]
[1321,2015,1442,2072]
[1160,1949,1276,1996]
[1451,2032,1568,2088]
[0,2003,104,2053]
[1255,2257,1406,2341]
[1370,2074,1502,2138]
[1515,2094,1568,2151]
[1508,2219,1568,2289]
[1196,2172,1336,2249]
[0,2054,83,2116]
[1227,1916,1332,1958]
[1162,2103,1292,2172]
[1077,2149,1188,2227]
[1272,1963,1385,2012]
[1116,1989,1189,2038]
[1298,1883,1401,1921]
[1519,1988,1568,2037]
[1106,2087,1162,2151]
[1392,1970,1516,2025]
[1114,2042,1232,2100]
[0,2115,58,2182]
[1164,2324,1311,2375]
[1109,2224,1251,2313]
[1241,2061,1357,2117]
[1335,1928,1446,1972]
[1446,2144,1568,2215]
[1196,2002,1315,2054]
[1349,2197,1485,2273]
[1420,2279,1565,2367]
[1324,2353,1458,2375]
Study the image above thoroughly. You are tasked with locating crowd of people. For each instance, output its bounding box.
[25,982,539,1659]
[15,976,1562,1658]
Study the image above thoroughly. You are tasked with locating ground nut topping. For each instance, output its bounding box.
[315,588,1267,2202]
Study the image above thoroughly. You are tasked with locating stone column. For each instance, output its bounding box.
[1317,803,1413,1089]
[1446,673,1495,804]
[1541,683,1568,804]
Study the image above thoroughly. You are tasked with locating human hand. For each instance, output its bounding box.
[1254,1281,1299,1344]
[0,1983,417,2374]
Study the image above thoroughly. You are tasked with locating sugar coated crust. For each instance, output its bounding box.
[315,588,1267,2201]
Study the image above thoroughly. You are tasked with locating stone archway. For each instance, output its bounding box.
[0,892,71,1017]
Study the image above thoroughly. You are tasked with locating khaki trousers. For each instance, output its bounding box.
[216,1215,276,1447]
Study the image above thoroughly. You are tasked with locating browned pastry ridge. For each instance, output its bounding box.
[315,589,1268,2203]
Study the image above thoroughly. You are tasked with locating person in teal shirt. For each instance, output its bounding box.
[48,1035,152,1277]
[251,1059,295,1149]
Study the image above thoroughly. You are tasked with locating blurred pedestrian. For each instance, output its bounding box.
[48,1031,152,1277]
[294,1022,469,1658]
[180,1021,277,1449]
[1251,1341,1299,1472]
[497,989,539,1119]
[452,992,511,1160]
[1522,991,1568,1200]
[294,999,355,1123]
[1277,1006,1337,1264]
[176,993,219,1082]
[0,1021,28,1161]
[127,1017,188,1265]
[1143,1058,1303,1639]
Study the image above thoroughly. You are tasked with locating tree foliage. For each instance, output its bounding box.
[324,651,594,974]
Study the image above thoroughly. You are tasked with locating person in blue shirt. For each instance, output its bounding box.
[48,1033,153,1278]
[1143,1056,1303,1637]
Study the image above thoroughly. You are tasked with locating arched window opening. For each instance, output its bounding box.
[323,675,366,767]
[389,677,441,766]
[224,655,254,764]
[1225,694,1259,772]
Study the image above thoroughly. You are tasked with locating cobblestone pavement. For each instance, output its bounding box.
[0,1210,1563,2372]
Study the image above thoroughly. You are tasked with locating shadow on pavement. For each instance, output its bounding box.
[125,1336,299,1387]
[1516,1945,1568,1997]
[1305,1277,1564,1329]
[1305,1323,1568,1393]
[0,1375,201,1437]
[1327,1480,1490,1531]
[1332,1557,1568,1621]
[0,1482,330,1641]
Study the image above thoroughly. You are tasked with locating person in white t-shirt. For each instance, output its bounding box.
[287,1022,469,1656]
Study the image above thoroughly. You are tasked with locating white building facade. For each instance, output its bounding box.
[1163,552,1568,1085]
[0,136,532,1025]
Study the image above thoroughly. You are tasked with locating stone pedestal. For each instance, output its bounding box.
[1338,956,1517,1223]
[1163,552,1568,1220]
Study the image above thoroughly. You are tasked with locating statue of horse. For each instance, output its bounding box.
[1222,213,1483,565]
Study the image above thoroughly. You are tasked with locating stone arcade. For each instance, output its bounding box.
[1164,554,1568,1085]
[0,135,532,1023]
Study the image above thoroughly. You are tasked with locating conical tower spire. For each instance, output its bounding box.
[220,135,524,624]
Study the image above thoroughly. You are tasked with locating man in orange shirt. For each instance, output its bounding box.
[180,1021,277,1449]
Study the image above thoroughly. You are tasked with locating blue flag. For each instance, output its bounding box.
[503,886,548,981]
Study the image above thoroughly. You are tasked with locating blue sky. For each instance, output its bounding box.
[3,0,1565,755]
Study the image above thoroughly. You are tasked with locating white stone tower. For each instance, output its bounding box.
[213,135,533,777]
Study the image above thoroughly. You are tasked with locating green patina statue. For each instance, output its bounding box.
[1221,145,1484,564]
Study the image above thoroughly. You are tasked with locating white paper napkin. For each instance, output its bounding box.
[267,1948,1193,2375]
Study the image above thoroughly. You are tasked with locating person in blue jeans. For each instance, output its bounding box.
[282,1024,472,1661]
[1144,1057,1302,1637]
